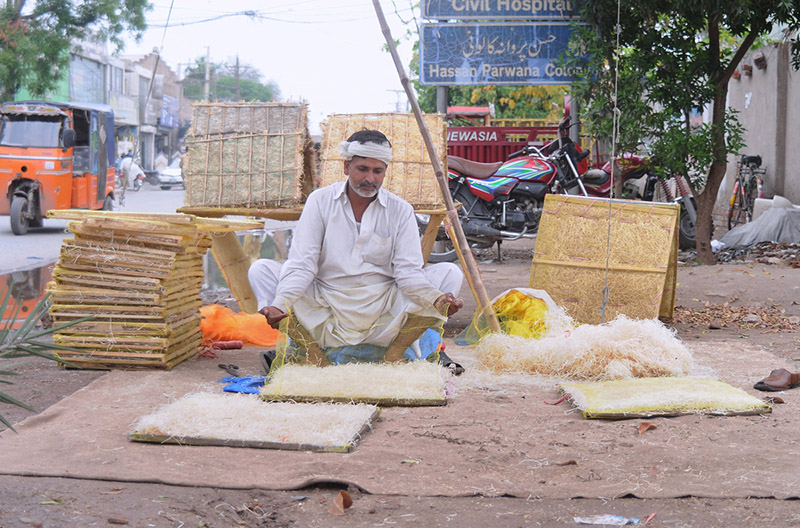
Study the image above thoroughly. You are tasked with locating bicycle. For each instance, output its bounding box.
[727,154,765,230]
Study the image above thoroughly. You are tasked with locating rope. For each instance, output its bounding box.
[599,0,623,324]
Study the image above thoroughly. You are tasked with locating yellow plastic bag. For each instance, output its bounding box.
[458,288,563,345]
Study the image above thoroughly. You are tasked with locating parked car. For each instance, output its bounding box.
[158,159,184,190]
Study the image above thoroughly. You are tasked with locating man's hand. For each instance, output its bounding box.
[259,306,289,329]
[434,293,463,317]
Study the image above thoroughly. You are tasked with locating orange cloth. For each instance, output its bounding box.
[200,304,280,347]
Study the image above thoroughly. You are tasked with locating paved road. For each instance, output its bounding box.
[0,183,187,275]
[0,182,298,276]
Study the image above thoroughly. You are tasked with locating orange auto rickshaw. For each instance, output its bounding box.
[0,263,54,329]
[0,101,117,235]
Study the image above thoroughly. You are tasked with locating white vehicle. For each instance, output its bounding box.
[158,159,184,190]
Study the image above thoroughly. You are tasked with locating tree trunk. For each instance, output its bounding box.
[696,89,730,264]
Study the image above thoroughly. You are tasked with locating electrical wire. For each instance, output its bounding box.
[146,2,415,27]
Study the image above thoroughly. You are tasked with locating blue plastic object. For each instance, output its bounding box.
[221,376,267,394]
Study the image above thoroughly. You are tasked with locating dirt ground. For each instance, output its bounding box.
[2,240,799,528]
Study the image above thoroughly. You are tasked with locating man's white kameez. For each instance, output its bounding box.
[251,182,458,349]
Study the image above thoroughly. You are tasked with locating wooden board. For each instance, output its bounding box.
[262,394,447,407]
[46,211,225,370]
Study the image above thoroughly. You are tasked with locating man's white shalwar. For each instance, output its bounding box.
[267,182,445,349]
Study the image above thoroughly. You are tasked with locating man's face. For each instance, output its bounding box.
[344,156,387,198]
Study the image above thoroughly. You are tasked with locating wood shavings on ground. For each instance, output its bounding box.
[129,393,379,452]
[477,315,693,380]
[671,304,799,332]
[561,377,771,419]
[262,361,447,406]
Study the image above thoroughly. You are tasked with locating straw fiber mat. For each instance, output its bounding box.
[530,195,679,324]
[0,340,796,499]
[319,113,446,208]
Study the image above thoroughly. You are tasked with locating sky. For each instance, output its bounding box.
[123,1,419,135]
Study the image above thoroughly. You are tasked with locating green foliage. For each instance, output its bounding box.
[648,111,746,189]
[182,56,280,102]
[571,0,800,183]
[0,283,91,432]
[0,0,150,102]
[571,0,799,261]
[566,24,654,156]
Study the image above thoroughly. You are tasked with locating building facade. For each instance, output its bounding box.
[15,39,191,174]
[720,41,800,206]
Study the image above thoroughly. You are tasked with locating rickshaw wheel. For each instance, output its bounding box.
[10,196,30,235]
[102,195,114,211]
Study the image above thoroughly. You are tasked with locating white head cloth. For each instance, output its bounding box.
[338,140,392,165]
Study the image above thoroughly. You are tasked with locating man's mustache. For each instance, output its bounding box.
[358,182,378,188]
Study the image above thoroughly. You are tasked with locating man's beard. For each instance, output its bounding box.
[349,179,379,198]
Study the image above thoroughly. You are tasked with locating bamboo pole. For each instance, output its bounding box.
[372,0,501,333]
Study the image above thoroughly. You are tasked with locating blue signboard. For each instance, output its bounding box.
[420,23,581,85]
[422,0,581,20]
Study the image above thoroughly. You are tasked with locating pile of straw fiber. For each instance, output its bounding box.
[45,211,260,369]
[319,113,445,208]
[184,102,315,208]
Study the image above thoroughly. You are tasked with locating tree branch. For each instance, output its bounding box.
[707,12,721,74]
[721,29,760,82]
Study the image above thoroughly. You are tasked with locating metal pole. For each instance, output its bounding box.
[204,47,210,102]
[569,94,580,144]
[372,0,501,333]
[436,86,448,114]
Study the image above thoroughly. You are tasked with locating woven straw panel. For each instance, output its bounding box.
[184,103,315,208]
[529,195,679,325]
[318,113,445,208]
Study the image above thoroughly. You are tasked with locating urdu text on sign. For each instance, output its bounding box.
[420,23,581,86]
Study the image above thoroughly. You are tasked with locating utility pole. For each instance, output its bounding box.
[204,47,210,102]
[388,89,405,112]
[235,55,241,101]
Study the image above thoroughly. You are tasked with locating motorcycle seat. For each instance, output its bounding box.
[582,168,610,185]
[448,156,504,179]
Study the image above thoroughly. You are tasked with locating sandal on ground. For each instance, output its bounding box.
[218,363,240,377]
[260,350,276,374]
[439,351,465,376]
[754,368,800,392]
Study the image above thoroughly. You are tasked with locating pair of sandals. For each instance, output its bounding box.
[258,349,464,376]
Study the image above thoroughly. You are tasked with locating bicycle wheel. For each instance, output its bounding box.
[743,176,758,220]
[727,181,749,230]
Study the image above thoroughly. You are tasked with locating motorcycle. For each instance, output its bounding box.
[583,155,700,250]
[132,170,143,191]
[418,118,611,262]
